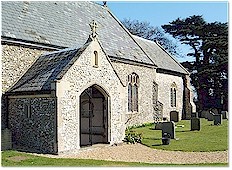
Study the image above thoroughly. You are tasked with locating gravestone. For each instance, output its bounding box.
[221,111,228,119]
[170,111,179,122]
[191,117,200,131]
[211,108,219,115]
[207,111,214,121]
[201,110,208,118]
[213,114,222,125]
[191,112,198,118]
[162,121,175,139]
[198,110,203,118]
[154,122,162,130]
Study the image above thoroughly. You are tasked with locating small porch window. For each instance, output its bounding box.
[93,51,98,67]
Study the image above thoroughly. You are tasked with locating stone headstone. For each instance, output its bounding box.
[191,117,200,131]
[201,110,208,118]
[211,108,219,115]
[170,111,179,122]
[191,112,198,118]
[207,111,214,121]
[213,114,222,125]
[154,122,162,130]
[221,111,228,119]
[162,121,175,139]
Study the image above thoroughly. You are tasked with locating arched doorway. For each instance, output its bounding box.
[80,85,109,147]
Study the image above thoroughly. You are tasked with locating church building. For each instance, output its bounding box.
[1,1,195,153]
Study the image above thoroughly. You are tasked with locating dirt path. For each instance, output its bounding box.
[35,143,228,164]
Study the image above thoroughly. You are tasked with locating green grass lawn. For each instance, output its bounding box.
[132,118,228,152]
[1,150,227,167]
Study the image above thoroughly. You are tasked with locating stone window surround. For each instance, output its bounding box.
[128,73,139,112]
[170,82,177,107]
[24,103,31,118]
[93,50,99,67]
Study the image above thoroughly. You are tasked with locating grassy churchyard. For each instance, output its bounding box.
[1,118,228,166]
[133,118,228,152]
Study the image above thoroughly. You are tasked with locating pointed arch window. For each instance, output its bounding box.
[93,51,98,67]
[171,82,177,107]
[128,73,139,112]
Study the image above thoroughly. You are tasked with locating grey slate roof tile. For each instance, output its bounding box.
[2,1,188,77]
[9,45,88,92]
[133,35,188,74]
[2,1,153,65]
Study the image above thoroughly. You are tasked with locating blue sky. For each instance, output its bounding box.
[107,1,228,27]
[99,1,229,62]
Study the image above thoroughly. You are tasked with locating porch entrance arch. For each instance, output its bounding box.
[80,84,109,147]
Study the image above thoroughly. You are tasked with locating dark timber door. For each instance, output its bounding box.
[80,85,108,147]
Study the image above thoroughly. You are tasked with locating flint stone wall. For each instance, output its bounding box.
[111,61,156,127]
[156,72,184,121]
[57,40,125,152]
[8,97,57,154]
[1,45,49,93]
[1,44,49,128]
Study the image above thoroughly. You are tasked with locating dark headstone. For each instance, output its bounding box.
[170,111,179,122]
[191,112,198,118]
[191,117,200,131]
[207,111,214,121]
[211,108,219,115]
[162,133,171,145]
[213,114,222,125]
[200,110,206,118]
[221,111,228,119]
[154,122,162,130]
[202,110,210,119]
[162,121,175,139]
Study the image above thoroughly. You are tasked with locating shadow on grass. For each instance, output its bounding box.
[177,130,191,132]
[152,144,163,146]
[144,137,161,140]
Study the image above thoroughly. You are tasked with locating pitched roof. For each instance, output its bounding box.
[1,1,154,65]
[2,1,188,75]
[133,35,189,74]
[9,44,89,92]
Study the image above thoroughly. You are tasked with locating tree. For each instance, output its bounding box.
[162,15,228,111]
[121,18,182,58]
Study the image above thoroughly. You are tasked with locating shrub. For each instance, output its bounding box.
[124,129,142,144]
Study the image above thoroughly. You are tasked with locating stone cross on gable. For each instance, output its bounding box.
[89,20,98,35]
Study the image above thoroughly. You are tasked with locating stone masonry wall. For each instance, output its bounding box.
[8,97,57,154]
[156,72,184,121]
[2,45,49,93]
[111,62,156,127]
[56,40,125,152]
[1,44,50,128]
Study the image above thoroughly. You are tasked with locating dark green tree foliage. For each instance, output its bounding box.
[122,19,181,57]
[162,15,228,110]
